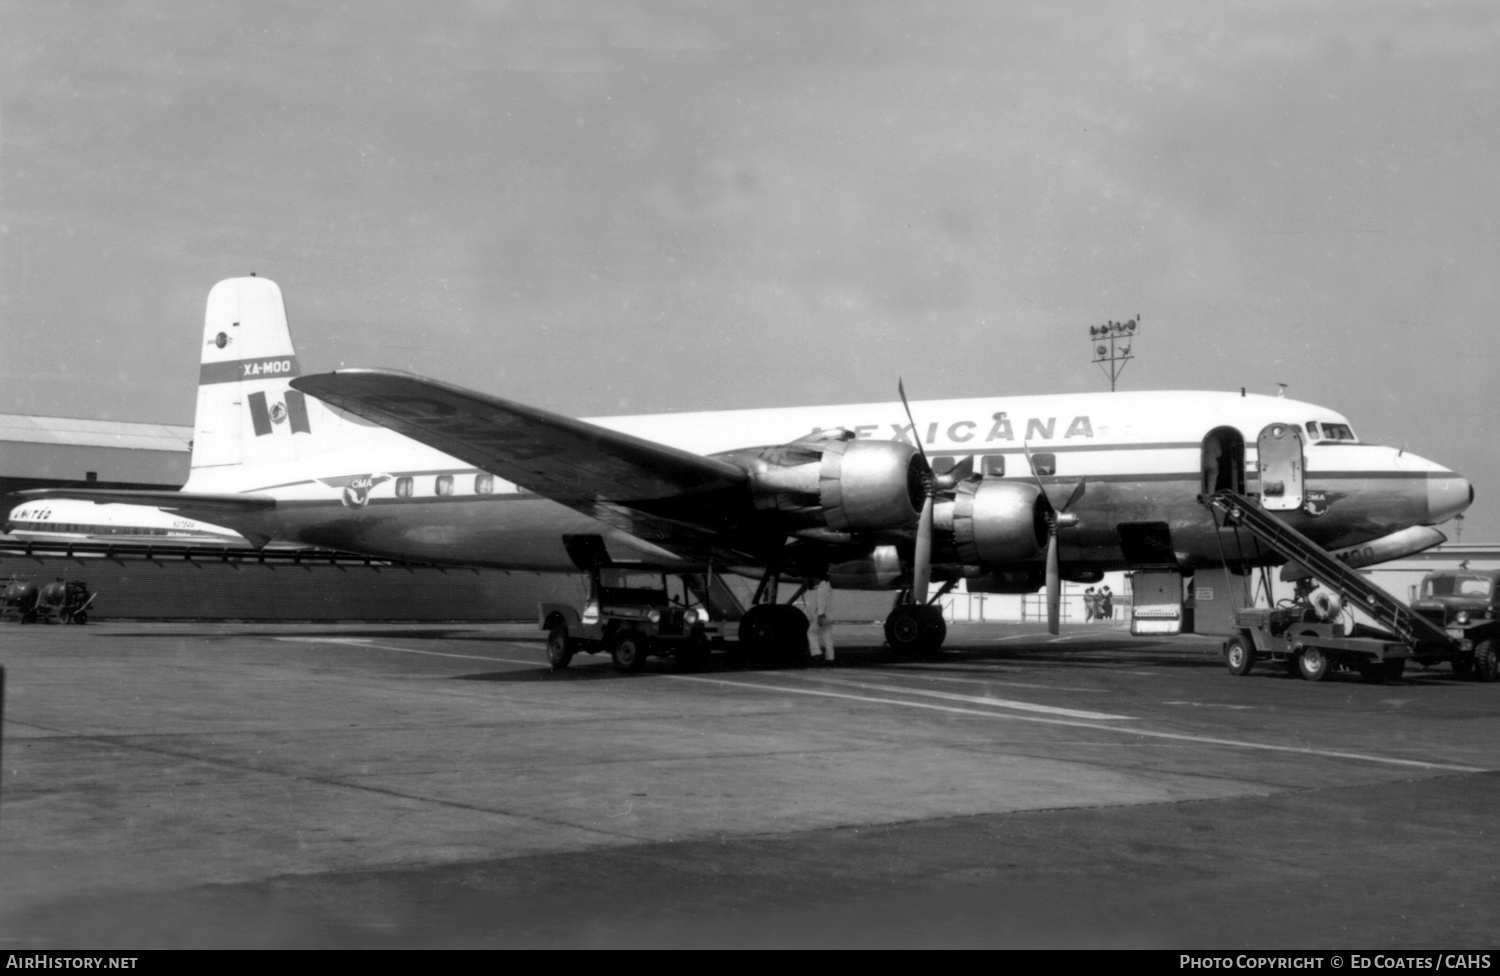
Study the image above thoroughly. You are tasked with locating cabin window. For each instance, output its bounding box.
[475,473,494,495]
[435,475,454,497]
[980,454,1006,477]
[395,477,414,498]
[931,456,958,476]
[1029,453,1056,477]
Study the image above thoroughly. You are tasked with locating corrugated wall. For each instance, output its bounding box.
[0,552,586,621]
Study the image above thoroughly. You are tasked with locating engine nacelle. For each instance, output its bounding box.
[826,544,905,589]
[716,432,925,532]
[941,479,1048,565]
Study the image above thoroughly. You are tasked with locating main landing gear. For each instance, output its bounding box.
[736,572,810,667]
[883,586,950,656]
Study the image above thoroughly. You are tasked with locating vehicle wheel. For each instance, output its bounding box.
[1296,647,1332,682]
[1472,638,1500,683]
[1225,635,1254,676]
[1382,657,1405,681]
[546,625,574,671]
[611,630,649,672]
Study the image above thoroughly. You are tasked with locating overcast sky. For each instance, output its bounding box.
[1,2,1496,536]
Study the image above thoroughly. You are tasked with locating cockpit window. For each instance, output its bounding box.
[1314,425,1362,443]
[1305,421,1321,438]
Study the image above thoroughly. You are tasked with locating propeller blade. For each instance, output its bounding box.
[912,493,934,605]
[1060,477,1086,513]
[936,454,975,490]
[1045,531,1061,635]
[897,378,932,473]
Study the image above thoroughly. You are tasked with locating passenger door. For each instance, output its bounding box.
[1256,423,1305,512]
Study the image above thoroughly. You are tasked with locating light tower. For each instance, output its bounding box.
[1089,316,1139,392]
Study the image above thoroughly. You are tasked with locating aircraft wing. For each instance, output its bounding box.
[292,369,755,550]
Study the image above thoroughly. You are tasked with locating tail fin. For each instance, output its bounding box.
[189,277,324,480]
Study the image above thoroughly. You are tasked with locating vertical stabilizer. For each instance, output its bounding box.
[190,277,318,475]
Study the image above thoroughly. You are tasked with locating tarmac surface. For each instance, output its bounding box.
[0,619,1496,949]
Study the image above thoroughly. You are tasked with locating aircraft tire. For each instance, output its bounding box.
[675,632,711,673]
[738,606,780,663]
[776,605,810,666]
[611,630,650,672]
[1225,635,1254,676]
[918,606,946,655]
[886,604,942,655]
[546,625,575,671]
[1471,638,1499,683]
[1295,646,1332,682]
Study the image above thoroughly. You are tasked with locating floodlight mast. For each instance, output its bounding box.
[1088,316,1139,392]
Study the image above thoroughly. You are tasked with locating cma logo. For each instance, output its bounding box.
[814,413,1095,445]
[317,474,392,509]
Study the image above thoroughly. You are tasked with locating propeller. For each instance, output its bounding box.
[1022,443,1085,634]
[897,383,982,606]
[898,380,936,605]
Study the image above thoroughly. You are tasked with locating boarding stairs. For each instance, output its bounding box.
[1205,490,1453,652]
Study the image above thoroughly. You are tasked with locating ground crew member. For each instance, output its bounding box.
[806,579,836,663]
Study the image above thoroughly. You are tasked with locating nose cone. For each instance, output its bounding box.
[1427,474,1473,525]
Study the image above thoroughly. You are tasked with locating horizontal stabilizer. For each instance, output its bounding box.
[14,488,276,518]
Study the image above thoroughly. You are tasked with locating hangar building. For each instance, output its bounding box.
[0,413,190,496]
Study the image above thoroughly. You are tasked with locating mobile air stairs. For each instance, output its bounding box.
[1204,490,1459,682]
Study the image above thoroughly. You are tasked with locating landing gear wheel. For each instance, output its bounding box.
[918,606,947,655]
[1296,646,1332,682]
[738,605,780,663]
[738,605,808,666]
[885,604,924,651]
[611,630,649,672]
[676,632,711,672]
[1225,635,1254,676]
[886,604,945,655]
[546,625,575,671]
[1472,638,1499,683]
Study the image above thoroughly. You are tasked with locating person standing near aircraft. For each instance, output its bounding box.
[1099,585,1114,621]
[1083,586,1098,622]
[806,579,835,663]
[1203,437,1223,495]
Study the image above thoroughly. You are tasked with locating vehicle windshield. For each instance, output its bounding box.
[1423,575,1494,599]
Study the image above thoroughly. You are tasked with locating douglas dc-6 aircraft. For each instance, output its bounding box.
[19,277,1473,659]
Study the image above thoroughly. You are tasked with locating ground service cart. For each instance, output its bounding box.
[1207,491,1471,683]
